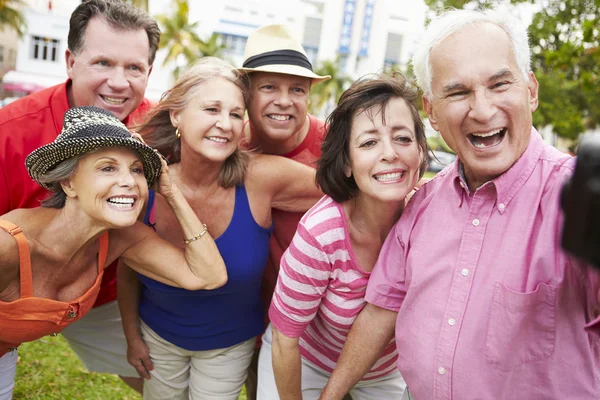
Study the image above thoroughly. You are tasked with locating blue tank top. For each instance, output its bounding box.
[138,185,273,350]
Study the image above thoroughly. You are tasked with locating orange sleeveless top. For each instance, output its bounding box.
[0,220,109,356]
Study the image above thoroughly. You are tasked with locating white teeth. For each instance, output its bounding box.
[102,96,126,105]
[472,135,503,148]
[207,137,227,143]
[268,114,291,121]
[108,197,134,205]
[374,172,404,182]
[471,128,503,137]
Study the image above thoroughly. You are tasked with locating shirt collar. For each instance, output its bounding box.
[451,127,544,212]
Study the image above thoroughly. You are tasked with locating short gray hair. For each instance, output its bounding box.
[38,152,94,208]
[412,8,531,100]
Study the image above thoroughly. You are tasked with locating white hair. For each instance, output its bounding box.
[412,8,531,100]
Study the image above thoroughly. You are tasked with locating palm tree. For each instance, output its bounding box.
[198,32,225,58]
[0,0,27,38]
[155,0,204,79]
[309,57,352,117]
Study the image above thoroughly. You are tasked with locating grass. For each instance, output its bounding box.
[14,335,247,400]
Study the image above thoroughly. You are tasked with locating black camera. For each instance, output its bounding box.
[561,133,600,269]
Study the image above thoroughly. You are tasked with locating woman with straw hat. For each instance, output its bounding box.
[0,106,227,400]
[118,57,322,400]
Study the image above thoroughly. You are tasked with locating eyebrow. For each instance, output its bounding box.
[202,101,244,111]
[488,68,516,82]
[357,125,412,136]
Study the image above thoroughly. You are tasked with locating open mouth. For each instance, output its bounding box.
[107,196,135,209]
[373,171,405,182]
[206,136,228,143]
[100,95,127,106]
[468,128,506,149]
[267,114,292,121]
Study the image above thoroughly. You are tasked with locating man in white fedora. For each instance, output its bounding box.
[237,24,331,400]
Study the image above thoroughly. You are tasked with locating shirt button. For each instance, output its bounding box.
[472,218,480,226]
[461,268,469,276]
[438,367,446,375]
[498,203,506,210]
[448,318,456,326]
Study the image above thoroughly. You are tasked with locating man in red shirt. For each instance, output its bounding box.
[0,0,159,393]
[236,24,332,400]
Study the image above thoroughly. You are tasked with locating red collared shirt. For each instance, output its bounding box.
[367,129,600,399]
[0,81,152,306]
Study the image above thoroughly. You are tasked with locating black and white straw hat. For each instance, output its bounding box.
[237,24,330,83]
[26,106,162,190]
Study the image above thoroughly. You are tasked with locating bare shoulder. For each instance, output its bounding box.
[0,215,22,298]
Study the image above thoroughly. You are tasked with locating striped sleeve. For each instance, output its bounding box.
[269,219,332,338]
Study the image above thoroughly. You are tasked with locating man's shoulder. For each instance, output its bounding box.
[0,84,65,128]
[308,114,327,138]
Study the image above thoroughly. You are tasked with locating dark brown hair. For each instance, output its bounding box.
[68,0,160,65]
[136,58,250,188]
[316,72,429,203]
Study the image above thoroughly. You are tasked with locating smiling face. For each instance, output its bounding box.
[247,72,311,152]
[423,22,538,190]
[170,77,245,163]
[64,147,148,228]
[66,17,152,122]
[348,97,422,205]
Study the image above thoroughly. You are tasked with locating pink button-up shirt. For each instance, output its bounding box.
[366,129,600,399]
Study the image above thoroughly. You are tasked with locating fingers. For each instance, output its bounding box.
[130,358,151,380]
[130,131,146,143]
[142,354,154,372]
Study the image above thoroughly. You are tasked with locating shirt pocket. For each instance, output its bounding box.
[485,282,557,370]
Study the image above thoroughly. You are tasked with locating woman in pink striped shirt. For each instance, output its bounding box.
[257,73,430,399]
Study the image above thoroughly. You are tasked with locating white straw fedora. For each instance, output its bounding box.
[238,24,330,83]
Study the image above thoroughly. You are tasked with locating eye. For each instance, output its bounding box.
[395,135,413,144]
[491,81,510,90]
[261,85,275,90]
[292,87,306,94]
[101,165,116,172]
[231,112,243,120]
[204,107,218,112]
[359,139,377,148]
[129,65,141,71]
[131,166,144,174]
[448,91,468,98]
[96,60,110,67]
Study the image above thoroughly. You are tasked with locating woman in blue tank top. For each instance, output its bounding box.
[117,58,322,400]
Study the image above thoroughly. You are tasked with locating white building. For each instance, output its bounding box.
[1,0,426,100]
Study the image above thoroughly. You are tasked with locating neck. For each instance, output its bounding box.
[172,149,223,191]
[250,115,310,155]
[38,205,107,263]
[345,195,404,242]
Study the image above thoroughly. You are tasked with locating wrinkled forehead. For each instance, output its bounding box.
[249,71,311,87]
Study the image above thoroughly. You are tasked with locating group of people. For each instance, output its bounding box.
[0,1,599,399]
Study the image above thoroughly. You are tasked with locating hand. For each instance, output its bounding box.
[155,157,174,199]
[127,337,154,379]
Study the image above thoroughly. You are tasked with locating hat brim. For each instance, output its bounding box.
[238,64,330,83]
[25,137,163,191]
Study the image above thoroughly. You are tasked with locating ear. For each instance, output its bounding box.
[65,49,75,79]
[527,71,539,112]
[422,94,439,131]
[60,178,77,199]
[169,109,180,129]
[344,164,352,179]
[147,64,153,78]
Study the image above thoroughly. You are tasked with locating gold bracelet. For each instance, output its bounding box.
[183,224,208,245]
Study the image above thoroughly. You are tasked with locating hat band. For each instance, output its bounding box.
[243,49,313,71]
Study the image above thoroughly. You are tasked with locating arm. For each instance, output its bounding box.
[320,303,397,400]
[272,326,303,400]
[269,221,332,398]
[114,160,227,290]
[248,154,322,213]
[117,261,153,379]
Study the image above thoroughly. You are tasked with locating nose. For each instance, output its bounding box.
[107,67,130,91]
[274,90,292,108]
[381,138,399,163]
[117,169,136,188]
[216,112,233,132]
[468,90,496,122]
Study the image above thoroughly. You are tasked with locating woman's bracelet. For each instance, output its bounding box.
[183,224,208,245]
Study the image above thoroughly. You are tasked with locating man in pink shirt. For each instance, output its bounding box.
[320,8,600,400]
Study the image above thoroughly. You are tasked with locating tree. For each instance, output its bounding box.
[0,0,27,38]
[309,57,352,117]
[155,0,225,79]
[423,0,600,139]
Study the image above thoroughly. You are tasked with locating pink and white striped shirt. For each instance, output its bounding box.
[269,196,398,380]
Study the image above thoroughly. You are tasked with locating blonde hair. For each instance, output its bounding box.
[137,57,249,188]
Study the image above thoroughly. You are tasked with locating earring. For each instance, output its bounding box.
[175,127,180,139]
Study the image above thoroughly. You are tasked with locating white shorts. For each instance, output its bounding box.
[60,300,138,377]
[257,323,406,400]
[0,350,17,400]
[141,321,256,400]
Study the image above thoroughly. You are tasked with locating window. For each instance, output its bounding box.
[384,33,403,67]
[30,36,60,62]
[220,33,248,56]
